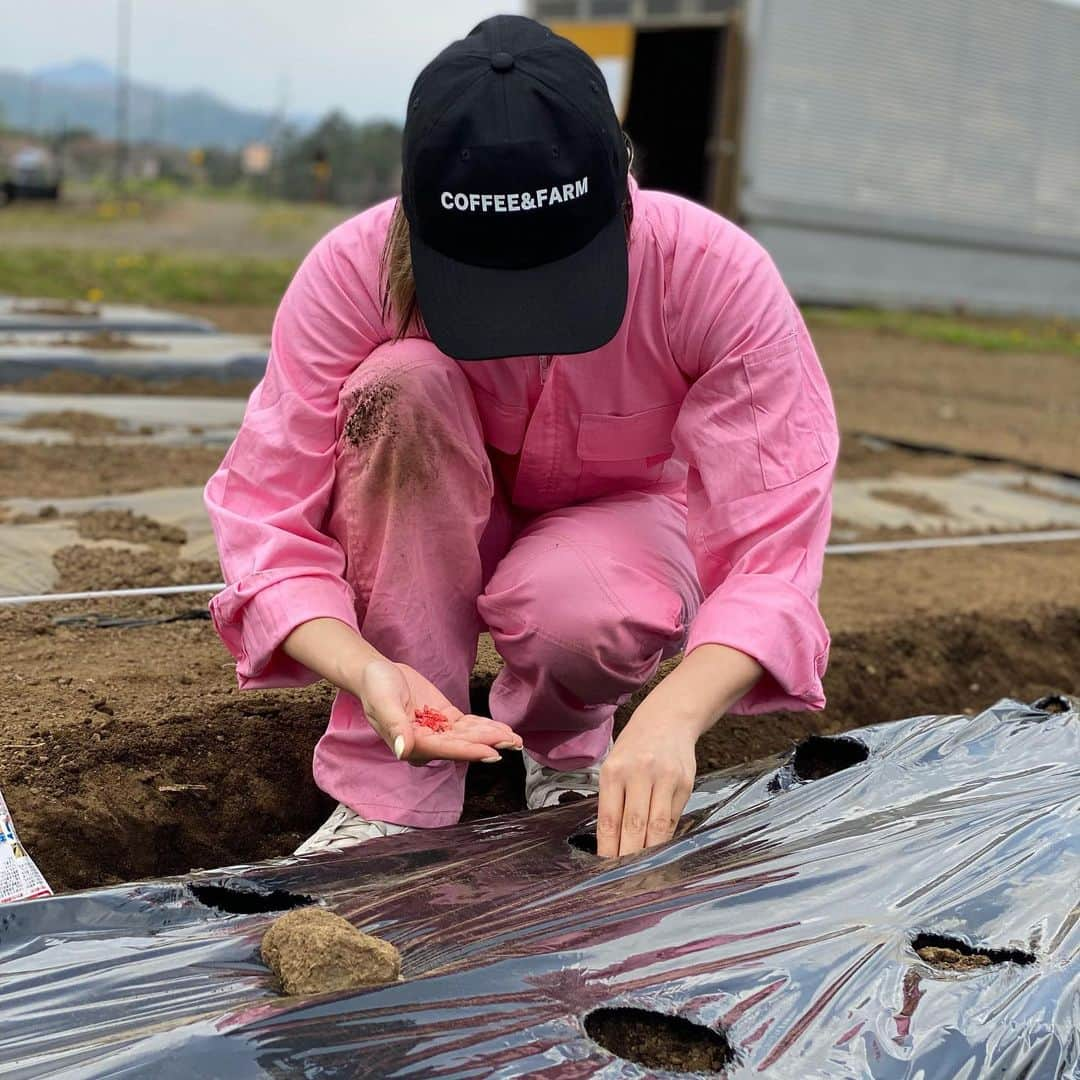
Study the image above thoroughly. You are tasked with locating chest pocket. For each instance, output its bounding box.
[574,403,681,501]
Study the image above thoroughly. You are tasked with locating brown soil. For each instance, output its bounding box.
[0,326,1077,897]
[0,443,224,498]
[343,381,398,446]
[819,541,1079,628]
[868,488,951,517]
[4,321,1073,489]
[15,410,124,437]
[584,1008,733,1074]
[261,908,402,996]
[52,546,219,593]
[74,509,187,547]
[835,438,978,481]
[9,504,60,523]
[170,302,276,336]
[5,370,261,398]
[917,946,992,971]
[816,326,1079,476]
[45,330,162,352]
[697,605,1077,775]
[1,539,1076,893]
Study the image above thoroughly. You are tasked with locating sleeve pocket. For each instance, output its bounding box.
[741,336,828,490]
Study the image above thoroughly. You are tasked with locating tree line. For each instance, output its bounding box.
[1,107,403,208]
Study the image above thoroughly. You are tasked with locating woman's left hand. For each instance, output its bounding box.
[596,644,764,858]
[596,701,697,858]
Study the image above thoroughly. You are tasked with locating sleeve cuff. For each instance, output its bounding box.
[684,573,829,714]
[209,571,359,690]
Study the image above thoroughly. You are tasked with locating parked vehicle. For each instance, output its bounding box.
[1,147,62,205]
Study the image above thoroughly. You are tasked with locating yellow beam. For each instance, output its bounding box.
[550,21,635,60]
[550,21,636,119]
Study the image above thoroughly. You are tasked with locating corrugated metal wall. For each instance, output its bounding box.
[740,0,1080,315]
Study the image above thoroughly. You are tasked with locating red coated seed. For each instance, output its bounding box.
[414,706,452,733]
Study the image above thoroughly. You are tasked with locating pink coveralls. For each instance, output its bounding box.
[205,181,839,828]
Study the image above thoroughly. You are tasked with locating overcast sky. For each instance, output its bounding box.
[7,1,1079,123]
[4,1,529,121]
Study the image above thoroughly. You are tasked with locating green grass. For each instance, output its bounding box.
[254,202,342,240]
[0,247,296,307]
[0,189,341,239]
[805,306,1080,356]
[0,201,144,230]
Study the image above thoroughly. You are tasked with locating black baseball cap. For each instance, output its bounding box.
[402,15,630,361]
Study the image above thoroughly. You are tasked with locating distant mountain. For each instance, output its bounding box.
[33,60,116,89]
[0,60,312,149]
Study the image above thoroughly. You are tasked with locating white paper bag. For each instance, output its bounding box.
[0,787,51,903]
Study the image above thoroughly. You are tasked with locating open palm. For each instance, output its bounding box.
[358,658,521,764]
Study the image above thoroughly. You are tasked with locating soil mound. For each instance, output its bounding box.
[261,908,401,996]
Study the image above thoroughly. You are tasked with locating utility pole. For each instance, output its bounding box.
[114,0,132,189]
[151,90,166,146]
[28,77,40,135]
[271,72,290,198]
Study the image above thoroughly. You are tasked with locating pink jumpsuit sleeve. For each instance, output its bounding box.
[665,202,839,713]
[204,204,392,689]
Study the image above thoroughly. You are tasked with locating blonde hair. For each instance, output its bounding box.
[379,201,422,340]
[380,193,635,341]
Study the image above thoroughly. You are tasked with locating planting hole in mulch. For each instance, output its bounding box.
[1032,694,1072,714]
[568,831,598,855]
[912,932,1036,972]
[189,880,314,915]
[584,1007,735,1075]
[792,735,869,781]
[567,813,697,856]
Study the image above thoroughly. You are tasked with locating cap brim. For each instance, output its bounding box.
[410,213,628,361]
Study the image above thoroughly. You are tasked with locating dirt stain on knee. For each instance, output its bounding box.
[342,379,442,494]
[344,380,399,447]
[371,411,441,492]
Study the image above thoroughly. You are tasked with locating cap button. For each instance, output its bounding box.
[491,51,515,73]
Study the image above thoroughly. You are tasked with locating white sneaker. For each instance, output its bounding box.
[294,803,411,855]
[523,742,612,810]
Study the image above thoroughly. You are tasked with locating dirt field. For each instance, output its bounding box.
[2,535,1076,892]
[0,442,226,499]
[0,431,982,503]
[813,323,1079,476]
[2,318,1078,894]
[8,310,1076,475]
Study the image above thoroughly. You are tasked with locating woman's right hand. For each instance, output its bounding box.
[356,658,522,764]
[281,618,518,764]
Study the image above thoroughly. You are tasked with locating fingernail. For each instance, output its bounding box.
[393,735,405,760]
[495,742,523,751]
[482,755,502,764]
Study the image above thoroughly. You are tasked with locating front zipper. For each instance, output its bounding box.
[538,354,553,383]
